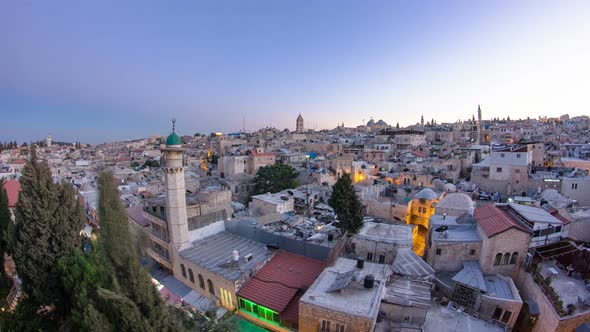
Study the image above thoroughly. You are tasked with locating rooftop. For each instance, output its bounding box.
[508,202,563,225]
[356,222,413,246]
[474,204,530,237]
[431,224,481,243]
[382,277,432,309]
[392,248,435,277]
[483,275,516,300]
[127,205,150,227]
[2,179,20,208]
[452,260,487,292]
[300,257,391,318]
[180,232,272,281]
[236,250,324,321]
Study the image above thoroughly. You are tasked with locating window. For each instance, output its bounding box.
[496,167,502,173]
[403,316,411,324]
[367,252,373,262]
[501,310,512,323]
[502,253,510,265]
[335,323,345,332]
[181,264,186,278]
[436,248,442,256]
[494,253,502,265]
[188,269,195,283]
[510,252,518,265]
[198,274,204,289]
[515,169,520,174]
[555,225,562,233]
[207,279,215,295]
[320,320,331,332]
[501,153,505,158]
[572,183,578,189]
[379,255,385,264]
[516,154,521,158]
[492,307,503,320]
[469,249,476,255]
[533,230,540,237]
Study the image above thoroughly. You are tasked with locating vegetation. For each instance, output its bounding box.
[328,172,364,234]
[142,159,160,168]
[252,163,298,195]
[0,179,10,279]
[0,141,18,152]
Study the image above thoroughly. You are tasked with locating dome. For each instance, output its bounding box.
[444,183,457,192]
[376,119,388,126]
[437,193,474,210]
[166,132,182,146]
[367,119,376,126]
[414,188,438,200]
[432,179,445,192]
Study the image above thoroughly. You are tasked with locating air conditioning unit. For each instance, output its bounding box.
[244,254,253,262]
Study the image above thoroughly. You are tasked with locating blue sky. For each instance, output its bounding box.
[1,0,589,144]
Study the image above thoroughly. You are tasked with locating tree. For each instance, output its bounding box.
[0,179,10,279]
[8,144,86,323]
[396,122,400,129]
[252,164,298,195]
[93,172,176,331]
[328,172,364,234]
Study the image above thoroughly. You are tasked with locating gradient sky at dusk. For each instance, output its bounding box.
[1,0,589,143]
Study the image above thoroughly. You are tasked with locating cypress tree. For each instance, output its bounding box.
[0,179,10,279]
[328,172,364,234]
[93,172,176,331]
[9,144,85,319]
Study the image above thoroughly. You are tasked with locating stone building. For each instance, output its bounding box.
[299,258,392,332]
[406,188,440,256]
[351,222,413,264]
[296,114,304,133]
[435,193,475,217]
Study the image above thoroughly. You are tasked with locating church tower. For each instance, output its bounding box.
[47,134,52,148]
[477,105,483,144]
[162,119,189,250]
[296,113,304,133]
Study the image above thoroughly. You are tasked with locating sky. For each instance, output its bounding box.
[1,0,589,144]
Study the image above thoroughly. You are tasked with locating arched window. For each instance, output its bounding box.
[494,253,502,266]
[207,279,214,295]
[189,268,195,283]
[510,252,518,265]
[198,274,205,289]
[502,253,510,265]
[181,264,187,278]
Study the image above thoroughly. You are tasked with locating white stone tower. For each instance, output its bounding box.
[47,134,52,148]
[296,113,304,133]
[477,104,483,144]
[162,119,189,250]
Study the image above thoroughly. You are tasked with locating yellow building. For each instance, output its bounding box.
[406,188,440,256]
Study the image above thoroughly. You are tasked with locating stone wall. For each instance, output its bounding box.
[426,240,481,272]
[299,302,374,332]
[478,226,530,278]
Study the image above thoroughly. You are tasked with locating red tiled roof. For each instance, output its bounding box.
[474,204,530,237]
[10,160,26,165]
[547,208,571,225]
[2,180,20,208]
[236,250,324,319]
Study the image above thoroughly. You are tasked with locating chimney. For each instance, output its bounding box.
[364,274,375,289]
[443,213,446,220]
[356,257,365,269]
[233,250,239,262]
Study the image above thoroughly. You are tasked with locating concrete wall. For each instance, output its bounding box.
[379,302,427,328]
[561,177,590,206]
[515,270,590,332]
[299,302,375,332]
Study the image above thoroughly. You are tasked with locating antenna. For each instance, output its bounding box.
[172,118,176,132]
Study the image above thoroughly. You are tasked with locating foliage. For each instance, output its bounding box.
[142,159,160,168]
[8,144,85,321]
[0,179,10,278]
[0,141,18,152]
[252,163,298,195]
[328,172,364,234]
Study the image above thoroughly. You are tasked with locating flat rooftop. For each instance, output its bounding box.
[422,302,504,332]
[180,231,273,281]
[301,257,391,318]
[356,221,413,246]
[431,224,481,243]
[509,202,562,225]
[484,275,515,300]
[251,192,291,205]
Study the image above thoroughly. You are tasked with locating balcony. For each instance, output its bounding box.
[147,247,172,270]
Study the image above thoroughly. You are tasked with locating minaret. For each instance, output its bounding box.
[420,115,424,126]
[161,119,189,250]
[477,104,483,144]
[296,113,304,133]
[47,134,52,148]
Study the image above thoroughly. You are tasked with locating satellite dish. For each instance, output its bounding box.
[435,226,448,233]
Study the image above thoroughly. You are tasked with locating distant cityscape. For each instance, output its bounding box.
[1,110,590,331]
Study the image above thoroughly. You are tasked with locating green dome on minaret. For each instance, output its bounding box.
[166,118,182,146]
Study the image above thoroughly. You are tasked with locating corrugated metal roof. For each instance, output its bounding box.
[383,278,432,309]
[452,261,487,292]
[392,248,435,277]
[474,204,529,237]
[236,250,324,316]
